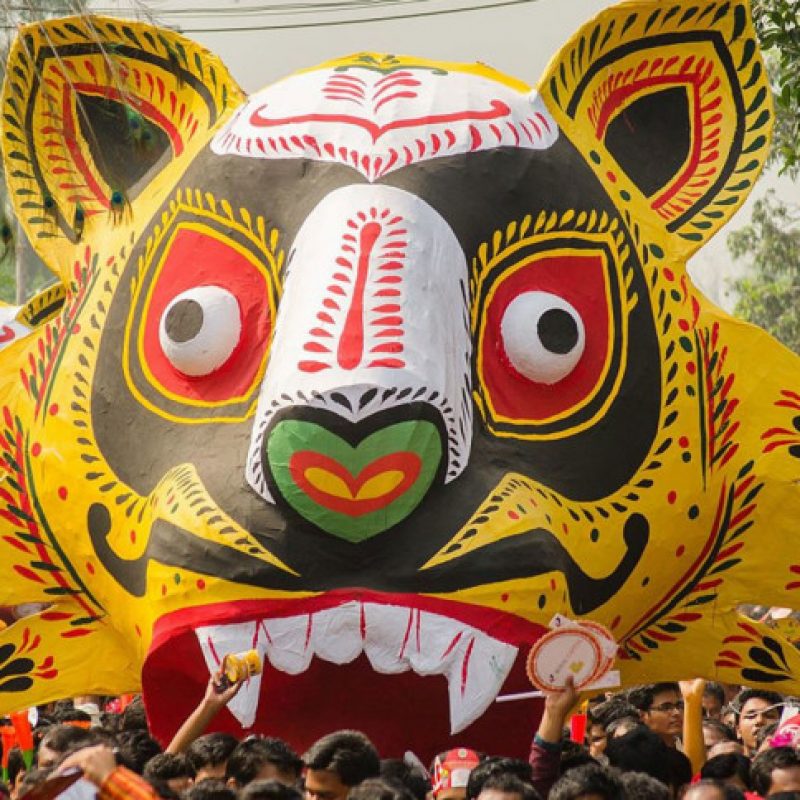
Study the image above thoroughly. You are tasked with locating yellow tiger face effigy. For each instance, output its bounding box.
[0,0,798,757]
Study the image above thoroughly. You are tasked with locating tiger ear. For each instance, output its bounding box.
[538,0,773,259]
[1,16,245,283]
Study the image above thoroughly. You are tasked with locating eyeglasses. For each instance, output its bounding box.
[741,704,783,722]
[651,700,685,713]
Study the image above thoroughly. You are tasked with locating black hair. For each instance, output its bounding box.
[121,695,149,732]
[605,716,643,738]
[700,753,751,789]
[7,746,26,787]
[184,779,239,800]
[475,773,541,800]
[605,726,691,791]
[466,756,532,800]
[145,779,182,800]
[51,707,92,725]
[348,777,414,800]
[558,742,596,776]
[38,724,97,759]
[114,729,163,774]
[588,697,641,729]
[733,688,784,720]
[241,779,305,800]
[702,719,737,742]
[618,772,670,800]
[626,683,681,713]
[704,682,726,707]
[304,730,380,787]
[187,732,240,772]
[379,759,431,800]
[751,746,800,797]
[143,752,195,782]
[549,764,625,800]
[683,780,746,800]
[226,737,303,787]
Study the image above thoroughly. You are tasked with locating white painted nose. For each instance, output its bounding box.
[246,184,472,502]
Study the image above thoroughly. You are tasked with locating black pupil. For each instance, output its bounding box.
[537,307,578,354]
[165,299,204,343]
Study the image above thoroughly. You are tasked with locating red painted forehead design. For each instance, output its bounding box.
[212,62,559,180]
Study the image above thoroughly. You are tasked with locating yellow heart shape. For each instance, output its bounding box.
[569,661,584,673]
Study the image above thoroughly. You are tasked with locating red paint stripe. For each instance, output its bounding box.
[337,221,381,370]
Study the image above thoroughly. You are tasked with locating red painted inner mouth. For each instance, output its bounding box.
[142,592,546,761]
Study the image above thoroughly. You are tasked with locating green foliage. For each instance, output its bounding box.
[729,191,800,353]
[751,0,800,177]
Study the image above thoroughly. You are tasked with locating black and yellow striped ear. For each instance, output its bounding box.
[1,16,245,283]
[539,0,772,259]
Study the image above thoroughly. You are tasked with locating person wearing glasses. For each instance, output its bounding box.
[732,689,784,757]
[629,683,686,749]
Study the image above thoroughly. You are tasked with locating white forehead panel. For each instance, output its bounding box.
[212,65,558,181]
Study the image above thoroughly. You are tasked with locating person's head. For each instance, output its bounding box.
[708,741,744,759]
[617,772,669,800]
[682,780,746,800]
[347,778,414,800]
[143,752,195,793]
[628,683,684,745]
[7,747,27,799]
[37,725,98,768]
[703,684,726,721]
[430,748,482,800]
[548,764,625,800]
[187,732,240,782]
[241,780,304,800]
[303,731,380,800]
[227,737,304,788]
[558,742,596,777]
[605,716,642,739]
[752,747,800,797]
[734,689,784,753]
[700,753,751,791]
[121,695,149,732]
[605,725,691,794]
[379,759,430,800]
[703,719,737,752]
[585,724,607,759]
[474,773,540,800]
[114,729,162,774]
[183,778,238,800]
[465,758,531,800]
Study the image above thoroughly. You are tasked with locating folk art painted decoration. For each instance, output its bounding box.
[0,0,796,758]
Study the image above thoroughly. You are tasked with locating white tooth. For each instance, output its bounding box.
[259,615,313,674]
[407,611,467,676]
[195,621,261,729]
[446,630,517,735]
[310,602,363,664]
[363,603,415,674]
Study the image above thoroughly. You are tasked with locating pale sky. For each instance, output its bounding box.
[93,0,799,311]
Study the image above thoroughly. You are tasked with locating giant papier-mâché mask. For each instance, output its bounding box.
[0,0,797,759]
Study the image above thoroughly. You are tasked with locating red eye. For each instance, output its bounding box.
[477,248,619,432]
[141,226,272,404]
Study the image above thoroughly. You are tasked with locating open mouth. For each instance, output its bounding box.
[143,592,547,758]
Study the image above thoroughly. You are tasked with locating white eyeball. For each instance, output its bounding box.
[159,286,241,377]
[500,291,585,385]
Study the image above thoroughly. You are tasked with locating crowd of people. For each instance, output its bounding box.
[2,674,800,800]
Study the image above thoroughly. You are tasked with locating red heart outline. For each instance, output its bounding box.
[289,451,421,517]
